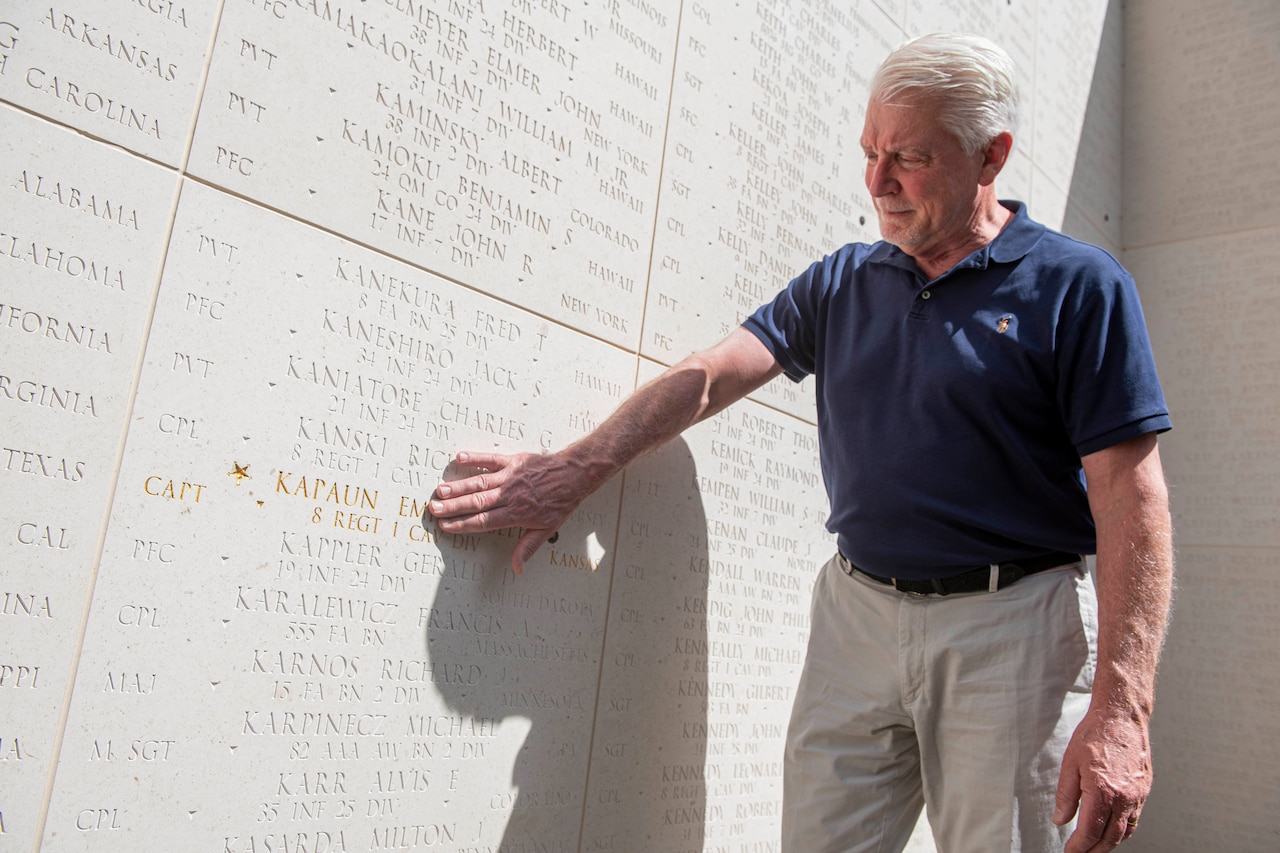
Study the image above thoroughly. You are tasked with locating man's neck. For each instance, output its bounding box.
[912,196,1013,281]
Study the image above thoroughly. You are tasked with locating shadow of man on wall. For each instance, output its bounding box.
[580,437,712,851]
[424,437,711,851]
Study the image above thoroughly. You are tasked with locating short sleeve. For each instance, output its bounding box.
[741,243,867,382]
[1055,260,1172,456]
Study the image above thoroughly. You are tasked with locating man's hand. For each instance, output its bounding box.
[427,451,595,574]
[1054,708,1152,851]
[1060,433,1171,850]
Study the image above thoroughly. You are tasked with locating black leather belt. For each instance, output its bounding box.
[843,551,1082,596]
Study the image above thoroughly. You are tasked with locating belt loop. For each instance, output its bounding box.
[838,551,855,577]
[988,564,1000,593]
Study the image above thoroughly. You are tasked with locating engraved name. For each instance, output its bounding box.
[1,591,53,618]
[235,587,398,624]
[0,376,97,416]
[1,302,112,352]
[0,231,125,288]
[23,68,161,138]
[14,171,141,230]
[2,447,85,481]
[40,10,177,80]
[241,710,386,737]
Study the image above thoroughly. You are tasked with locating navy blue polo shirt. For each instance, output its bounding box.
[743,202,1171,579]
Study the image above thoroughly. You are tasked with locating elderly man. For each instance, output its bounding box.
[428,34,1173,853]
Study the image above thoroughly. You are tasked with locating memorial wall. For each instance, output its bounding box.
[1120,2,1280,850]
[1,1,1124,851]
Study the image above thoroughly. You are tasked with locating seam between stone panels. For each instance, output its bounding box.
[177,0,231,175]
[631,0,689,374]
[175,168,649,359]
[574,3,690,847]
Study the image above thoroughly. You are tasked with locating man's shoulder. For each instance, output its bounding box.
[999,200,1126,276]
[788,240,887,294]
[1036,227,1123,266]
[1020,223,1130,285]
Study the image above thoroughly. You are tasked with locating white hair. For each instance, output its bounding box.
[870,33,1020,155]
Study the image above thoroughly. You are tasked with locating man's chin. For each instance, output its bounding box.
[876,222,916,249]
[876,210,915,239]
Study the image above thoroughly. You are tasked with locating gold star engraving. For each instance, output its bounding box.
[228,462,251,485]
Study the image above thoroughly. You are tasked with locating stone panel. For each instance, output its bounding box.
[1124,0,1280,247]
[1129,547,1280,852]
[582,364,830,850]
[1126,226,1280,548]
[1029,1,1108,203]
[0,105,177,850]
[641,0,900,419]
[1060,0,1123,249]
[185,0,676,347]
[0,2,215,164]
[38,182,632,851]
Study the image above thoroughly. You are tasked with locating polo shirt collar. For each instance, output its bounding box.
[866,200,1046,275]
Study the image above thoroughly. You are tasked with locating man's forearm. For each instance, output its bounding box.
[427,327,781,571]
[1087,438,1174,720]
[562,338,780,490]
[1055,434,1173,849]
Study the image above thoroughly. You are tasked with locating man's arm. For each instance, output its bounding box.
[427,327,783,573]
[1055,432,1173,852]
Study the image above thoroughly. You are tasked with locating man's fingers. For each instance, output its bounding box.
[430,468,520,522]
[429,485,497,520]
[1066,788,1141,853]
[428,452,528,516]
[511,528,554,575]
[424,450,579,565]
[453,450,510,470]
[433,469,503,503]
[1054,762,1082,826]
[1064,803,1109,853]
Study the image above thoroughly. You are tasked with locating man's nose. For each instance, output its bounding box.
[866,160,898,196]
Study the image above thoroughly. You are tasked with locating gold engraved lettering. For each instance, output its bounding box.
[275,472,379,510]
[143,476,204,502]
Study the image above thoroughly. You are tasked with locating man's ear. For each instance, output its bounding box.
[979,131,1014,186]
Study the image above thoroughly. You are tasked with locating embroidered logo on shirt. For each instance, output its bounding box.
[996,315,1013,333]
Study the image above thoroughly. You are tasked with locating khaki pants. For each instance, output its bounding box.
[782,553,1097,853]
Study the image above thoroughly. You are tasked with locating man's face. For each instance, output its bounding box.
[860,98,988,262]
